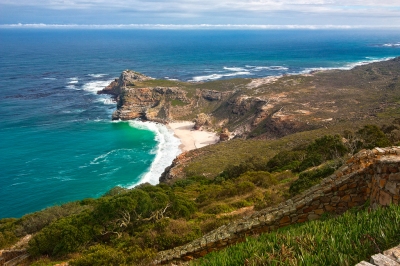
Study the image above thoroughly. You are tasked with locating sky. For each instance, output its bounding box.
[1,0,400,28]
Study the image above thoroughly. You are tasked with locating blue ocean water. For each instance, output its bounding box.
[1,29,400,219]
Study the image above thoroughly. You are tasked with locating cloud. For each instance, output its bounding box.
[1,0,399,25]
[1,23,399,29]
[1,0,399,11]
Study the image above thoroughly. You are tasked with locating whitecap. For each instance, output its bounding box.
[87,74,108,78]
[81,79,113,94]
[127,120,181,186]
[381,43,400,48]
[43,77,57,80]
[68,77,79,84]
[245,65,289,71]
[90,148,133,165]
[298,57,395,75]
[66,84,79,90]
[165,77,180,81]
[94,96,116,105]
[223,66,247,72]
[10,182,27,186]
[190,71,251,82]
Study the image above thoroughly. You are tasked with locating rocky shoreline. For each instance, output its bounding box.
[99,58,400,141]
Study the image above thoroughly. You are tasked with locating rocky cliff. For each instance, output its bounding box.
[100,58,400,139]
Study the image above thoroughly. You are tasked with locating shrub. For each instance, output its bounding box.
[220,156,269,180]
[290,161,339,195]
[204,203,234,215]
[28,215,95,257]
[71,245,126,266]
[266,150,305,172]
[237,171,278,189]
[356,125,392,149]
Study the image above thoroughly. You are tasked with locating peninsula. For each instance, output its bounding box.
[2,58,400,266]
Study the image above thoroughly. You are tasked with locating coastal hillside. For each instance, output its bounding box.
[99,57,400,140]
[1,58,400,265]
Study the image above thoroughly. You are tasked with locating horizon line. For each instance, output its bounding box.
[2,23,400,30]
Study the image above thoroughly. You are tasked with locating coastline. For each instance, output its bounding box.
[167,121,220,152]
[127,120,219,188]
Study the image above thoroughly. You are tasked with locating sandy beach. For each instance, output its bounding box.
[167,121,219,152]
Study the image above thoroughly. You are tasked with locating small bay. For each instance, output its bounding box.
[1,29,400,218]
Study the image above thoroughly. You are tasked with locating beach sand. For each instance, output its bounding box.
[168,121,219,152]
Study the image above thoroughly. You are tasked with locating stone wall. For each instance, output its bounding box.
[154,147,400,265]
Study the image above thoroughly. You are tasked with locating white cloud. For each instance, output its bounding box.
[1,0,399,25]
[1,23,399,29]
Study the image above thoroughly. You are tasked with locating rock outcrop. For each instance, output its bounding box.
[201,90,231,101]
[193,113,211,130]
[98,70,152,97]
[219,128,230,141]
[111,86,189,122]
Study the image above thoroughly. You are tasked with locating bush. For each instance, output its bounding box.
[290,161,339,195]
[71,245,126,266]
[356,125,392,149]
[237,171,278,188]
[204,203,234,214]
[28,215,95,257]
[220,156,269,180]
[266,151,305,172]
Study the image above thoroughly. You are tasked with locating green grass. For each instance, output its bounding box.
[193,204,400,266]
[171,99,188,107]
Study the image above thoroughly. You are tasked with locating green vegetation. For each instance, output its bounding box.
[2,120,399,265]
[171,99,188,107]
[193,204,400,266]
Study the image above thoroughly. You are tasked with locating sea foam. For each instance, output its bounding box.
[81,80,113,94]
[127,120,181,186]
[191,71,251,82]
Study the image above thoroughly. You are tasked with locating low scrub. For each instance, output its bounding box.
[194,204,400,266]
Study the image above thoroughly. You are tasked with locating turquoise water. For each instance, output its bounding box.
[1,29,400,218]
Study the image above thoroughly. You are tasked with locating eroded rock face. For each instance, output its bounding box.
[112,87,189,121]
[201,90,231,101]
[219,128,230,141]
[98,70,152,97]
[193,113,211,130]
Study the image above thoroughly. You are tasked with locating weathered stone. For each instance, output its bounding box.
[279,216,291,225]
[331,196,340,203]
[355,261,375,266]
[341,195,351,202]
[370,253,400,266]
[314,209,324,215]
[324,205,336,212]
[303,206,317,213]
[379,190,393,206]
[308,214,320,221]
[380,178,387,188]
[389,173,400,181]
[386,181,399,195]
[384,246,400,263]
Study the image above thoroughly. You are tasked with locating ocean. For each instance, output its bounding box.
[1,29,400,219]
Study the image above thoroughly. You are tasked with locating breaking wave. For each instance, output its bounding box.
[127,120,181,186]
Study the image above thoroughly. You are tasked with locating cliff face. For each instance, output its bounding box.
[100,57,400,138]
[111,87,190,122]
[98,70,152,97]
[98,70,192,122]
